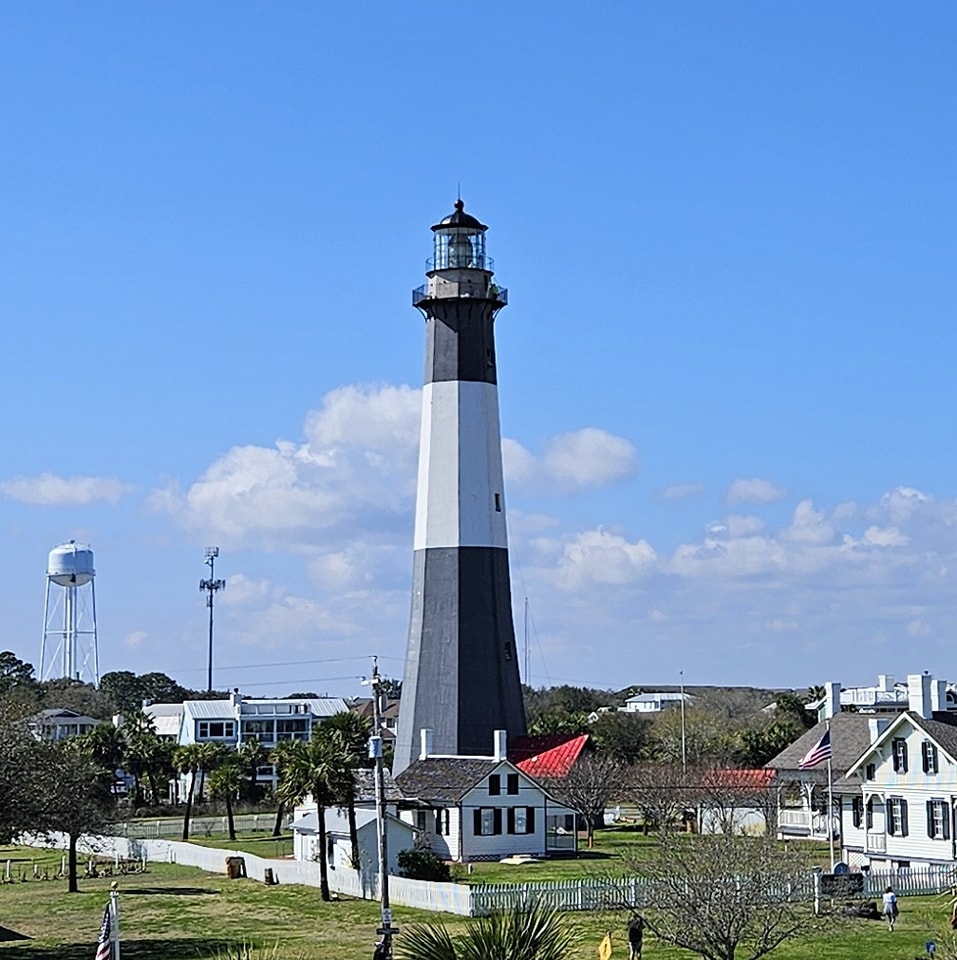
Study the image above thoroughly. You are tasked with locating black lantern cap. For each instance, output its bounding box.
[431,199,487,232]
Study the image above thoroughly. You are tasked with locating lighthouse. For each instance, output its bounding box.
[393,201,527,774]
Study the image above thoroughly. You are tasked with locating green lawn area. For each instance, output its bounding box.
[2,842,956,960]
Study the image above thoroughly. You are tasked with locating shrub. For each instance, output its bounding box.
[397,847,452,882]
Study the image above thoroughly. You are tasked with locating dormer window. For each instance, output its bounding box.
[488,774,501,796]
[865,763,876,781]
[922,740,939,775]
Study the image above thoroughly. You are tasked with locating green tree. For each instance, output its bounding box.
[275,736,352,901]
[773,692,815,731]
[395,903,578,960]
[208,755,244,840]
[35,741,117,892]
[528,709,590,736]
[0,701,45,843]
[319,710,373,868]
[238,739,267,802]
[174,743,204,840]
[548,753,624,847]
[124,711,174,806]
[737,721,802,768]
[0,650,37,697]
[589,711,651,763]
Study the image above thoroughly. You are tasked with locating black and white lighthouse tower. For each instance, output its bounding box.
[393,201,527,774]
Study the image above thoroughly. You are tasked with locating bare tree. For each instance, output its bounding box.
[696,768,778,836]
[624,763,699,834]
[627,830,823,960]
[548,753,624,847]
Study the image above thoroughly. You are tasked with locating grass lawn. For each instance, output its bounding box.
[2,843,956,960]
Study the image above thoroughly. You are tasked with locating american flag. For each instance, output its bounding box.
[94,902,112,960]
[798,729,832,769]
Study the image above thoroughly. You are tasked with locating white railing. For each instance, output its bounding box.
[779,810,811,829]
[114,813,280,839]
[866,832,886,853]
[23,832,957,919]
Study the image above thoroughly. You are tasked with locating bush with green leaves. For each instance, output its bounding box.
[395,903,578,960]
[396,847,452,882]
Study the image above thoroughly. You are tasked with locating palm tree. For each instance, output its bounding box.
[395,903,578,960]
[195,741,226,802]
[173,743,204,840]
[274,736,351,901]
[269,739,299,838]
[238,739,266,802]
[318,711,372,869]
[209,755,244,840]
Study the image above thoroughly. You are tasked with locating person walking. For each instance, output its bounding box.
[882,885,899,931]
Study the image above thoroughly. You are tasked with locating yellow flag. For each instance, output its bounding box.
[598,932,613,960]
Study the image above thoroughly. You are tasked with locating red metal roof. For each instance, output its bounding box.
[511,734,589,779]
[704,768,776,790]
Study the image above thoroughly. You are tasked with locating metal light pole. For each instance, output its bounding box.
[199,547,225,693]
[679,670,687,772]
[364,657,398,959]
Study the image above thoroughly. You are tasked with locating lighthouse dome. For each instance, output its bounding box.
[432,199,486,232]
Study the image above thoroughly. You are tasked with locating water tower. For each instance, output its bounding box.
[39,540,100,685]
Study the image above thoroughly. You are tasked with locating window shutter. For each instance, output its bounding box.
[527,806,536,834]
[507,807,515,835]
[927,800,934,838]
[945,804,952,841]
[493,808,502,835]
[489,775,501,796]
[473,809,482,836]
[507,773,519,795]
[866,798,873,830]
[901,800,909,837]
[932,744,939,774]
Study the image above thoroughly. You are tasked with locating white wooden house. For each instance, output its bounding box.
[841,687,957,870]
[394,730,577,862]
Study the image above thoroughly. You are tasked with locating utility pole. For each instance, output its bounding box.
[365,657,398,959]
[679,670,687,773]
[199,547,225,693]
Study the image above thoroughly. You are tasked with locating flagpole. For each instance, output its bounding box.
[825,720,835,872]
[110,882,120,960]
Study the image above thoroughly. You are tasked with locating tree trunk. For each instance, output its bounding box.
[347,798,360,869]
[182,771,195,841]
[226,793,236,841]
[317,805,331,902]
[272,801,285,838]
[67,832,78,893]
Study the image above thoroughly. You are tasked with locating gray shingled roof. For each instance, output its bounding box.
[394,758,499,803]
[900,712,957,762]
[354,768,405,803]
[765,712,875,780]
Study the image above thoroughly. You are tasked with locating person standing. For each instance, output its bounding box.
[882,885,899,931]
[627,915,645,959]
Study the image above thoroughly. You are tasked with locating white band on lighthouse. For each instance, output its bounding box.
[413,380,508,551]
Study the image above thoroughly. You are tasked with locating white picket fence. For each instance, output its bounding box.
[21,832,957,919]
[113,814,279,840]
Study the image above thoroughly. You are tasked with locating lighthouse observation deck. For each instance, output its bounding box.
[413,276,508,307]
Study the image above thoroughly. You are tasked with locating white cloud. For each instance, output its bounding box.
[505,428,637,495]
[1,473,134,505]
[124,631,147,649]
[150,384,421,548]
[657,482,705,502]
[783,500,835,545]
[726,477,788,505]
[553,528,657,590]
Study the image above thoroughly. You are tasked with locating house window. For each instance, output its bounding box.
[415,810,428,832]
[508,806,536,835]
[488,774,501,796]
[507,773,519,795]
[197,721,235,739]
[851,797,864,829]
[888,797,908,836]
[892,739,908,773]
[922,741,939,775]
[865,763,876,781]
[927,800,950,840]
[474,807,502,836]
[434,808,450,836]
[866,797,874,830]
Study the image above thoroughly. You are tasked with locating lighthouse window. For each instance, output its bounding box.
[494,494,502,512]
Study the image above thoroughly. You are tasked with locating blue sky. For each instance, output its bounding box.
[3,3,957,699]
